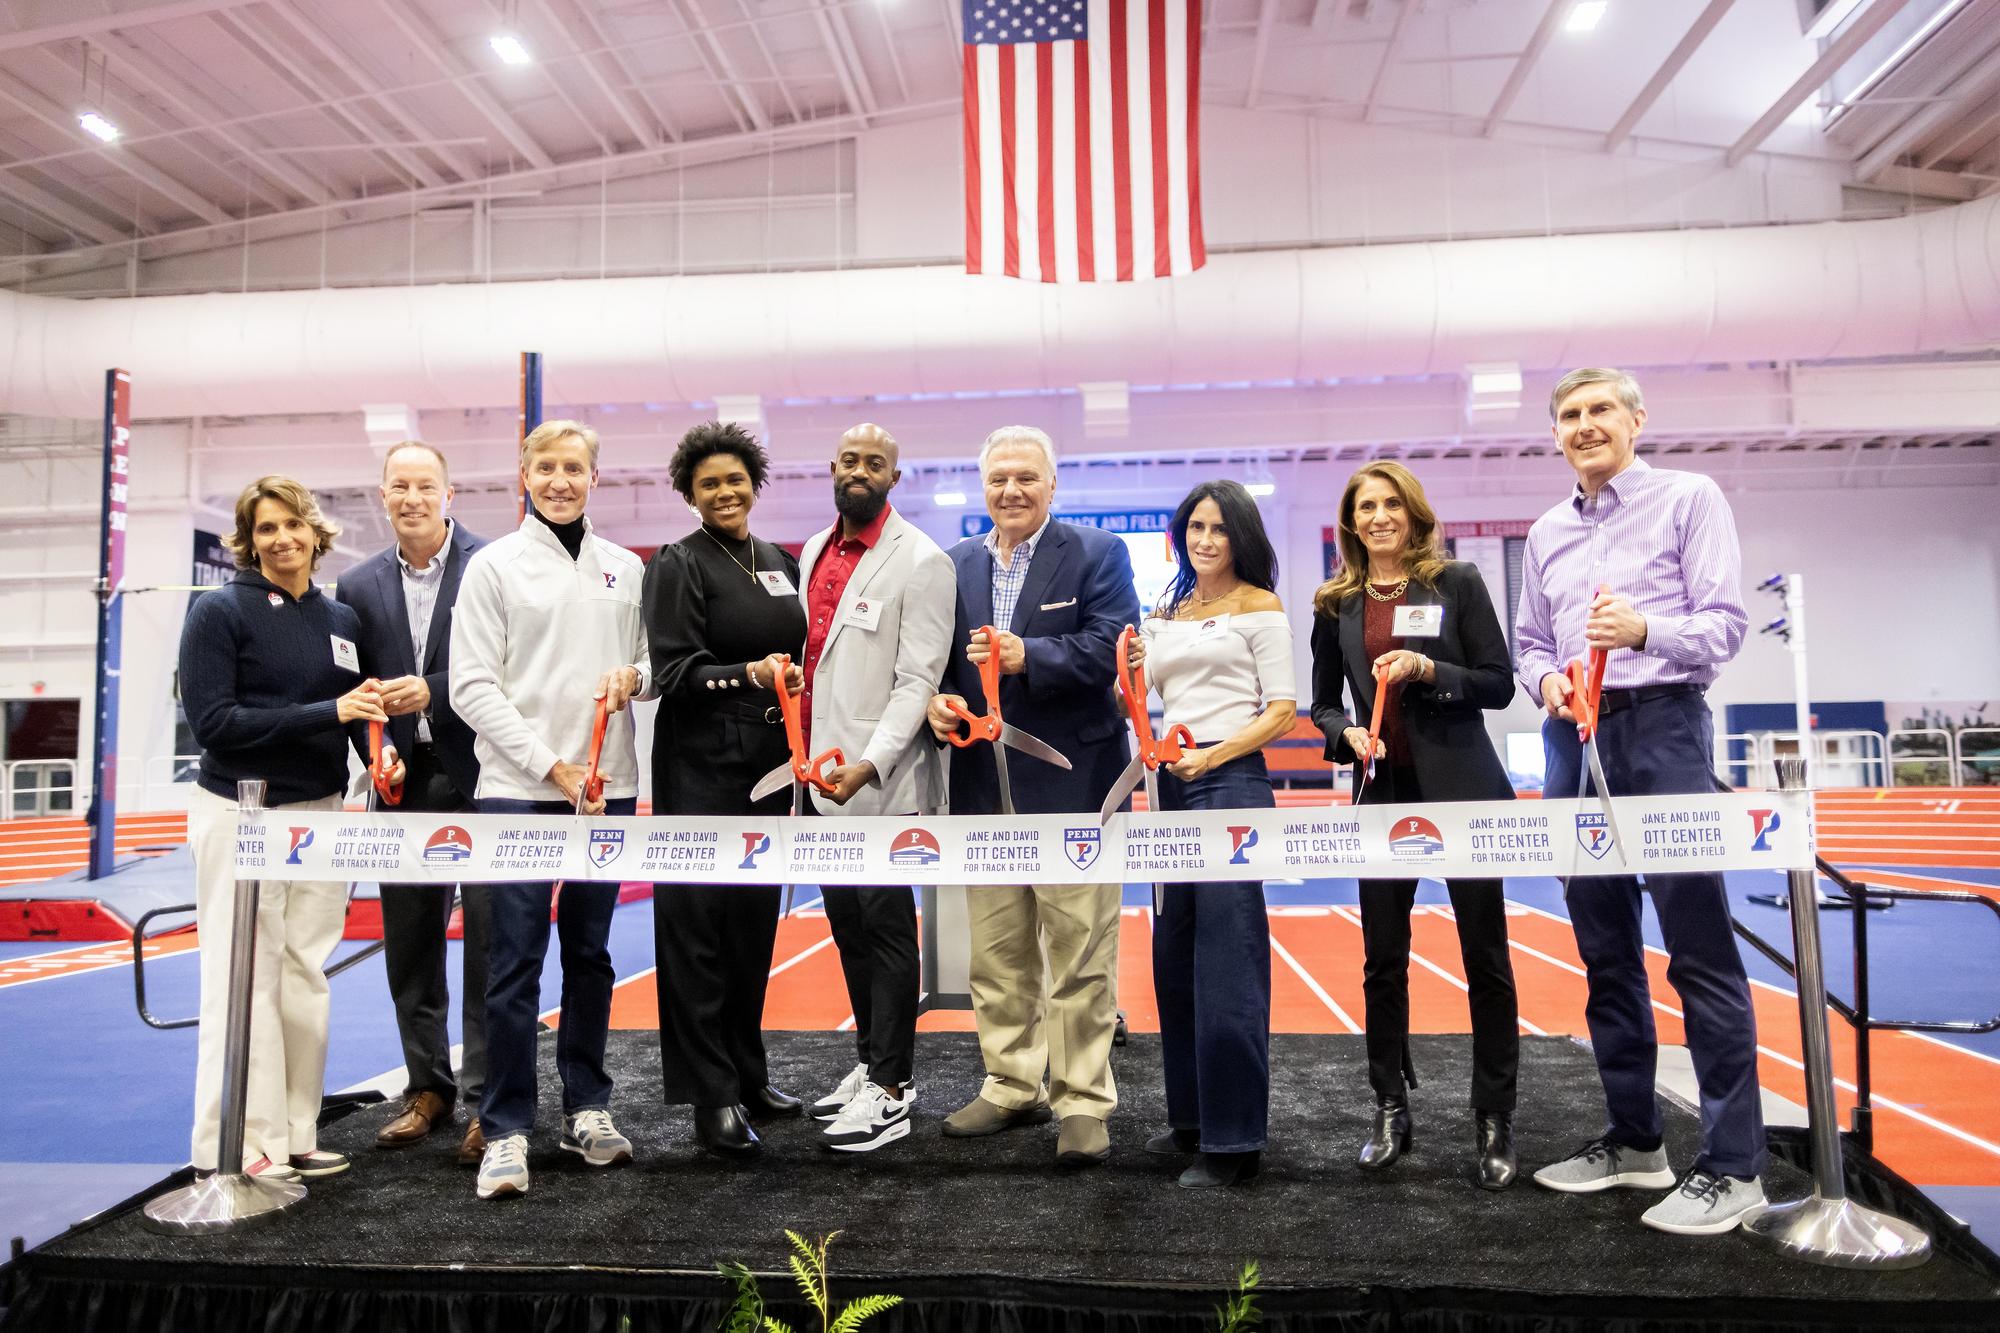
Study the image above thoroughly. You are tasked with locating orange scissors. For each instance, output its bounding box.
[749,655,844,804]
[368,718,403,808]
[576,695,609,815]
[1565,583,1622,856]
[1097,625,1195,824]
[1355,662,1391,799]
[941,625,1072,816]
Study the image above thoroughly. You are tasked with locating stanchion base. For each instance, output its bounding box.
[1742,1194,1932,1270]
[140,1172,307,1235]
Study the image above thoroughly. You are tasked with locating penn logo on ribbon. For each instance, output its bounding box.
[1389,816,1446,861]
[1748,809,1782,852]
[588,828,625,869]
[424,825,474,863]
[285,827,315,865]
[1228,825,1259,865]
[888,828,941,867]
[1063,826,1101,872]
[739,832,772,869]
[1576,812,1614,861]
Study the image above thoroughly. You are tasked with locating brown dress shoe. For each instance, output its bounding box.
[941,1095,1053,1138]
[456,1118,486,1166]
[1056,1115,1110,1169]
[376,1090,450,1148]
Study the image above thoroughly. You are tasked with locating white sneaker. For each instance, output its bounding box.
[561,1109,634,1167]
[476,1133,530,1199]
[243,1154,298,1182]
[1641,1169,1768,1235]
[811,1063,870,1123]
[822,1082,913,1153]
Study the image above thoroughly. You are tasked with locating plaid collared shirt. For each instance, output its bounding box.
[983,516,1050,631]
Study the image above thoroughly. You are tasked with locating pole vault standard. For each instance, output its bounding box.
[86,369,131,880]
[1742,757,1931,1269]
[517,350,542,520]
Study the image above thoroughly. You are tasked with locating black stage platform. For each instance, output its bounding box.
[5,1032,1998,1331]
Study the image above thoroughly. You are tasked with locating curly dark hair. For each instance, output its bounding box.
[668,421,771,499]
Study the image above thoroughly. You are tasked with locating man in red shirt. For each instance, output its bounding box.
[795,423,956,1151]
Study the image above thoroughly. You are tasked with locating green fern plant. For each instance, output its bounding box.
[717,1259,767,1333]
[1214,1259,1262,1332]
[719,1231,901,1333]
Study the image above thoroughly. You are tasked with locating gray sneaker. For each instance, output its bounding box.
[561,1109,634,1167]
[1532,1136,1676,1193]
[476,1133,530,1199]
[1641,1169,1767,1235]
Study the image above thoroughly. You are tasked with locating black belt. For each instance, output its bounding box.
[1596,683,1704,718]
[713,697,785,725]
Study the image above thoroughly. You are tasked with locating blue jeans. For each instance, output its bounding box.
[1152,753,1274,1153]
[477,797,633,1139]
[1546,692,1766,1179]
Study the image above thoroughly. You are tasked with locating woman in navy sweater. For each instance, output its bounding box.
[178,476,389,1180]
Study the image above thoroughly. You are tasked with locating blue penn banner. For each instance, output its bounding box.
[87,368,132,881]
[235,792,1814,886]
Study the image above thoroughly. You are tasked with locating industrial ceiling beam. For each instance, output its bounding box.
[1605,0,1735,152]
[1726,0,1912,168]
[1482,0,1565,137]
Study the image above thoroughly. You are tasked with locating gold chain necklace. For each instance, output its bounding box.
[700,526,758,581]
[1365,577,1409,602]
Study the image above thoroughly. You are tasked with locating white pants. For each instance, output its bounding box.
[187,784,348,1171]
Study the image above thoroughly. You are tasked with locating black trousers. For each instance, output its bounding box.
[380,744,491,1107]
[1357,766,1518,1113]
[653,884,783,1107]
[822,883,921,1088]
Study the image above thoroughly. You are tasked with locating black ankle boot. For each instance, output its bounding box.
[1474,1111,1516,1191]
[742,1085,806,1121]
[1356,1096,1411,1172]
[1177,1150,1261,1189]
[694,1105,762,1160]
[1144,1127,1201,1156]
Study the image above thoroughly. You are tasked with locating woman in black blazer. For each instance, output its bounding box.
[1308,461,1522,1190]
[642,422,808,1161]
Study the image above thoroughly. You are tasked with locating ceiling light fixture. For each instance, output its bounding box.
[489,32,532,66]
[1564,1,1608,33]
[78,111,120,143]
[932,477,969,507]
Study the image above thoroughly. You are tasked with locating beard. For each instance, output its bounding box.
[834,480,888,526]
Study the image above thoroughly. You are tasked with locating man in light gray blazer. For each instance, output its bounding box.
[794,423,956,1153]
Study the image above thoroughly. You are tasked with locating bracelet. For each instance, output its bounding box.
[747,661,762,689]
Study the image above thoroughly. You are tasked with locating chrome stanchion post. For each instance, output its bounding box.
[143,779,308,1234]
[1742,758,1929,1269]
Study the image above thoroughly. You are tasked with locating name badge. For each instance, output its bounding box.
[757,570,797,597]
[331,635,360,673]
[1193,613,1232,642]
[1393,604,1443,638]
[844,596,886,632]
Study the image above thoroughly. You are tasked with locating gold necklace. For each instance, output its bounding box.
[700,526,758,581]
[1365,577,1409,602]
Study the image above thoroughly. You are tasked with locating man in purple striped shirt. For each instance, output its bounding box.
[1515,368,1767,1237]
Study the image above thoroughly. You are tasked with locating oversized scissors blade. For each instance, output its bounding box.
[1098,754,1145,825]
[1143,767,1164,915]
[999,722,1071,770]
[993,738,1016,816]
[749,762,793,804]
[1581,735,1623,854]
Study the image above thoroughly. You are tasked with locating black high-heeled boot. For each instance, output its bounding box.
[1356,1095,1411,1172]
[1474,1111,1516,1191]
[1178,1150,1261,1189]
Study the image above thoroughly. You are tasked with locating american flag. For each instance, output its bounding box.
[962,0,1205,282]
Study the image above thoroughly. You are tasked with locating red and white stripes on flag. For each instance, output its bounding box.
[962,0,1205,283]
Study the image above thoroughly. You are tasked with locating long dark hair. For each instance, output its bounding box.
[1160,480,1278,615]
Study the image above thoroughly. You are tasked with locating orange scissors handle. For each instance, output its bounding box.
[1117,625,1196,769]
[368,717,402,807]
[771,654,845,794]
[1363,661,1392,768]
[946,625,1007,747]
[1154,722,1194,767]
[582,696,609,804]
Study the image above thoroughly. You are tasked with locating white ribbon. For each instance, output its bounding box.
[234,791,1813,885]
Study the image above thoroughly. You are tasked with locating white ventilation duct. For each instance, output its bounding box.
[2,197,1995,421]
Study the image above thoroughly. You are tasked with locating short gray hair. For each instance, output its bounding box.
[978,425,1057,477]
[1549,368,1644,421]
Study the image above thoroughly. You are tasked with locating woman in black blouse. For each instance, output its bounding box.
[642,422,808,1160]
[1308,461,1522,1190]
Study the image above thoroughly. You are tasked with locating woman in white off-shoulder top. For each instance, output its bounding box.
[1126,480,1297,1189]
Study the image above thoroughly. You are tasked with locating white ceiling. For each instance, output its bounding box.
[3,0,1998,274]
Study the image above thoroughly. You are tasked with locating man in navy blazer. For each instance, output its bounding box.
[334,441,490,1164]
[926,425,1139,1169]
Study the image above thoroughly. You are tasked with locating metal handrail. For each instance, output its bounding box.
[1958,727,2000,785]
[1752,730,1889,788]
[2,759,78,819]
[132,896,386,1030]
[1885,728,1958,788]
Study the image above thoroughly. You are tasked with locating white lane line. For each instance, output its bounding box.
[768,933,838,980]
[1503,896,2000,1156]
[1267,932,1362,1034]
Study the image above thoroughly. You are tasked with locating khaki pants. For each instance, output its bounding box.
[187,784,348,1171]
[964,881,1120,1119]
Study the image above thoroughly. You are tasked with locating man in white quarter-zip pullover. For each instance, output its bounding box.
[449,419,655,1201]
